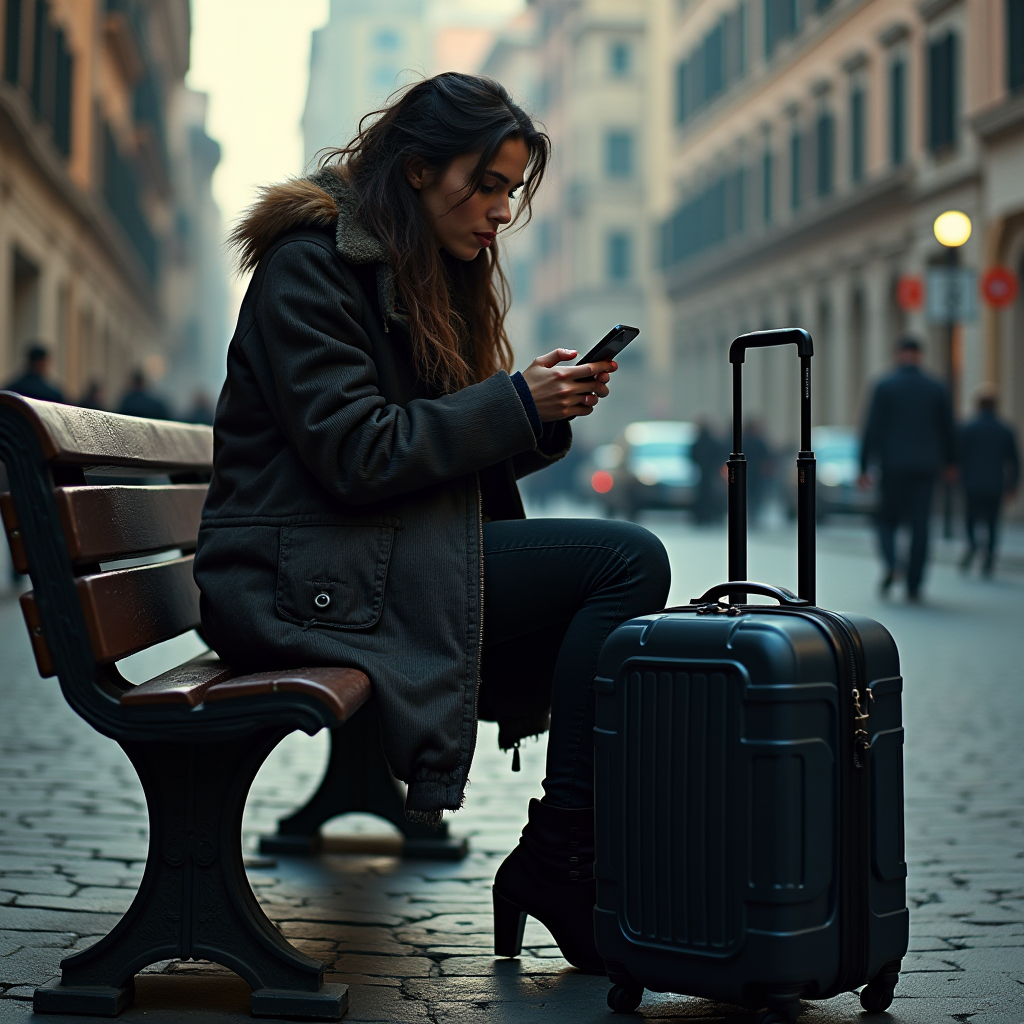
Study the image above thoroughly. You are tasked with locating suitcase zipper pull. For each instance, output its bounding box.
[852,687,872,768]
[511,742,521,772]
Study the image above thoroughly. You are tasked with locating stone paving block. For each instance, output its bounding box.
[0,945,62,985]
[0,932,73,950]
[341,984,432,1023]
[437,955,574,976]
[942,946,1024,973]
[277,921,414,955]
[0,907,121,934]
[0,878,74,898]
[324,972,401,987]
[12,890,133,914]
[893,969,1024,1001]
[332,954,433,977]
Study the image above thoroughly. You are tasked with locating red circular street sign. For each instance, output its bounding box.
[980,266,1019,307]
[896,275,924,311]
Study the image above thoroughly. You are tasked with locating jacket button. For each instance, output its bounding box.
[314,592,331,609]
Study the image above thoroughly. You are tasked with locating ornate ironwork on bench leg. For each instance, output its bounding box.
[260,701,468,861]
[34,730,348,1020]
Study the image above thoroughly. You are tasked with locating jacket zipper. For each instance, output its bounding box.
[474,472,484,721]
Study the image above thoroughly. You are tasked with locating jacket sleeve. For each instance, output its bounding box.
[254,239,540,504]
[512,420,572,480]
[860,382,884,474]
[1006,424,1021,492]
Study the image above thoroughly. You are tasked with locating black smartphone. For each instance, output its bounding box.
[575,325,640,382]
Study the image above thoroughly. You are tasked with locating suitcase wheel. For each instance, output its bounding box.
[859,976,896,1013]
[607,982,644,1014]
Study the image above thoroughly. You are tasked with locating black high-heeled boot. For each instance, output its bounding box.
[492,798,605,974]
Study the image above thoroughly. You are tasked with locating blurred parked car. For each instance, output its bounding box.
[584,421,699,518]
[786,426,877,521]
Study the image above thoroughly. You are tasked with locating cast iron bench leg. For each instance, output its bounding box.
[34,730,347,1021]
[260,701,468,860]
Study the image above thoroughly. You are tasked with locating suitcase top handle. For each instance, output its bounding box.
[690,581,811,608]
[727,328,816,605]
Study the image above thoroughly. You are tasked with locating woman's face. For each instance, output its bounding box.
[407,137,530,261]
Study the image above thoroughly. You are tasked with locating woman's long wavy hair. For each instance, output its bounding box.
[319,73,549,393]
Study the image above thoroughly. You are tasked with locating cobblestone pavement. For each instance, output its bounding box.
[1,519,1021,1023]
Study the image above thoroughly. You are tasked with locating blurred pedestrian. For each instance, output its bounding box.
[958,383,1020,577]
[691,421,726,524]
[859,337,956,602]
[79,381,106,410]
[118,369,170,420]
[2,344,64,403]
[185,389,215,425]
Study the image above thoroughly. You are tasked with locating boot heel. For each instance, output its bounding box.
[492,888,527,957]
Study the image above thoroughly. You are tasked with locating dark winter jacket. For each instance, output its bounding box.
[860,365,955,478]
[958,411,1020,497]
[193,169,570,821]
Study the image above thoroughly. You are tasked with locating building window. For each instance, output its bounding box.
[816,110,834,196]
[728,165,747,234]
[1009,0,1024,91]
[765,0,799,58]
[704,20,725,102]
[850,86,865,183]
[606,130,635,177]
[790,128,802,209]
[607,232,632,281]
[890,58,906,166]
[737,2,748,77]
[675,60,688,124]
[4,0,22,85]
[762,146,773,224]
[610,40,631,76]
[928,31,958,153]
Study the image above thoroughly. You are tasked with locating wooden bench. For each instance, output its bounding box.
[0,393,461,1020]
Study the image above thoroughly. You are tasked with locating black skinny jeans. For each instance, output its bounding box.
[482,518,671,809]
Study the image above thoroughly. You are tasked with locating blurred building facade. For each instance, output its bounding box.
[0,0,224,408]
[303,0,429,166]
[485,0,660,443]
[650,0,1024,461]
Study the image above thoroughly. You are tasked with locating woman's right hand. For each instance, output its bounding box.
[521,349,618,421]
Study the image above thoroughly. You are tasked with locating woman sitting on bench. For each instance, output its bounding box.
[194,72,670,975]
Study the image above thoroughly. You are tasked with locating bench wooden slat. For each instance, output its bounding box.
[0,392,212,471]
[205,666,371,723]
[20,556,201,671]
[120,651,234,707]
[2,485,208,570]
[56,484,208,563]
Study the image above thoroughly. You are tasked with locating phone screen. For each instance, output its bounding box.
[576,325,640,367]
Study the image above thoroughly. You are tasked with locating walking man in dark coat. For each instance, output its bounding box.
[2,344,64,403]
[959,383,1019,576]
[117,369,170,420]
[859,337,956,601]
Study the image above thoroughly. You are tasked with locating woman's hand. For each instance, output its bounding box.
[521,349,618,421]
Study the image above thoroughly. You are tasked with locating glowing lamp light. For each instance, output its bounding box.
[933,210,972,248]
[591,470,614,494]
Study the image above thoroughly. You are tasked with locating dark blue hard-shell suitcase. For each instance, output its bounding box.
[593,330,909,1023]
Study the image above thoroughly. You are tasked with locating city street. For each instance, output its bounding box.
[0,517,1021,1023]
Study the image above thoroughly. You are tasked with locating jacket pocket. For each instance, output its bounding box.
[275,521,396,630]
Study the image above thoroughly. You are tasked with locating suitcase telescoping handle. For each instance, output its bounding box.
[727,328,815,604]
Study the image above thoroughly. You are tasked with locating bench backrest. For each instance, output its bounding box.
[0,393,213,706]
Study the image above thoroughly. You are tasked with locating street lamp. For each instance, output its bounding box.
[932,210,972,537]
[933,210,972,248]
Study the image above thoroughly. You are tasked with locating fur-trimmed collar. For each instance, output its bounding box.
[229,166,399,322]
[229,166,388,270]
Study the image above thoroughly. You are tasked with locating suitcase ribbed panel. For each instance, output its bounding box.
[623,667,740,953]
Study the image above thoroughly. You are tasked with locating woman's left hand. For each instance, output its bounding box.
[521,349,618,421]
